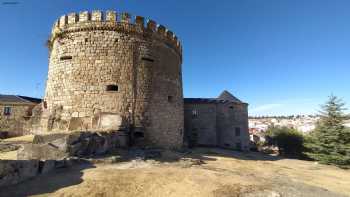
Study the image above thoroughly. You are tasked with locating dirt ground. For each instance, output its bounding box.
[0,135,34,160]
[0,148,349,197]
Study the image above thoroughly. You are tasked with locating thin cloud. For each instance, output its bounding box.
[250,103,284,112]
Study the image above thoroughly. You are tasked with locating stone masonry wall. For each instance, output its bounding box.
[217,102,249,150]
[43,11,183,148]
[184,103,217,147]
[0,104,36,137]
[184,101,249,150]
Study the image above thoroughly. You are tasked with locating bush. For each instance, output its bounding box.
[265,126,305,158]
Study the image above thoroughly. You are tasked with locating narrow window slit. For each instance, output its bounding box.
[106,85,118,92]
[141,57,154,62]
[60,55,72,60]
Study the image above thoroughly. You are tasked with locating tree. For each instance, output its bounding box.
[304,95,350,167]
[265,126,305,158]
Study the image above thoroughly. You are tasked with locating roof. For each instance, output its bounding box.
[217,90,243,103]
[17,96,42,103]
[184,98,227,104]
[184,90,247,105]
[0,94,42,104]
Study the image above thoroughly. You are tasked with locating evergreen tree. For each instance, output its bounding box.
[304,95,350,167]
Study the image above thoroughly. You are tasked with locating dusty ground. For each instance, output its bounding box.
[0,135,34,160]
[0,147,349,197]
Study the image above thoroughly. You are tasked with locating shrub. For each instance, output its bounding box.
[265,126,305,158]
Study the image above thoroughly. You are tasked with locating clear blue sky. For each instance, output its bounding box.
[0,0,349,116]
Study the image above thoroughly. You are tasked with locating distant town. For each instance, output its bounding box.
[249,115,350,143]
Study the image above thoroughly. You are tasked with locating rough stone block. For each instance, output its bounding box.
[0,160,39,187]
[98,113,123,131]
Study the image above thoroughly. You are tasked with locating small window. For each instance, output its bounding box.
[60,55,72,60]
[106,85,118,92]
[84,38,88,42]
[3,107,11,116]
[141,57,154,62]
[25,108,33,117]
[115,38,119,43]
[192,109,198,118]
[229,106,234,109]
[224,143,230,147]
[168,96,173,102]
[235,127,241,136]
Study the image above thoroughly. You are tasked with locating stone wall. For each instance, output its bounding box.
[217,102,249,150]
[0,104,36,138]
[184,103,217,147]
[43,11,183,148]
[184,102,249,150]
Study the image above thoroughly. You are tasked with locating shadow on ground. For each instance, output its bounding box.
[0,147,282,197]
[180,147,282,162]
[0,161,95,197]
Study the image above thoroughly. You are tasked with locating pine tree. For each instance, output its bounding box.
[305,95,350,167]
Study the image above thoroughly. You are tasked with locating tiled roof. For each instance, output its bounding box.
[217,90,243,103]
[184,98,228,104]
[184,90,247,105]
[0,94,42,104]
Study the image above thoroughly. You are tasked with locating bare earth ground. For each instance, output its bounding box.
[0,136,349,197]
[0,135,34,160]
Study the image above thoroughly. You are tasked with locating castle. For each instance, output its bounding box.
[1,10,249,151]
[42,11,183,149]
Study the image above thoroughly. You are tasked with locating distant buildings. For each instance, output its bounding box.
[248,115,320,144]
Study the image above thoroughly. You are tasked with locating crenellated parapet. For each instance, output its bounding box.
[50,10,182,55]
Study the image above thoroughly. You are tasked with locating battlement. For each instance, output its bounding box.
[51,10,182,54]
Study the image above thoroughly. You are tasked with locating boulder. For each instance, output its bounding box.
[17,143,69,160]
[17,131,129,160]
[0,160,39,187]
[33,133,68,144]
[38,160,55,174]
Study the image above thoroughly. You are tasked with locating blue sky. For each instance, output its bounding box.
[0,0,349,116]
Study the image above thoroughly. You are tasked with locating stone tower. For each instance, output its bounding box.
[42,10,183,148]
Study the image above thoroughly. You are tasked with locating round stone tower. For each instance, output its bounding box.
[43,10,183,148]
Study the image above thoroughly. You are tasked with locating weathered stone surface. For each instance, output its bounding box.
[184,91,250,151]
[33,133,67,144]
[43,10,183,149]
[98,113,123,131]
[17,143,69,160]
[38,160,55,174]
[17,131,128,160]
[0,103,38,137]
[0,160,39,187]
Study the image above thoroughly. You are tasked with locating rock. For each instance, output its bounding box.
[33,133,67,144]
[98,113,124,131]
[17,143,70,160]
[145,149,162,159]
[54,160,67,169]
[38,160,55,174]
[18,131,128,160]
[0,160,39,187]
